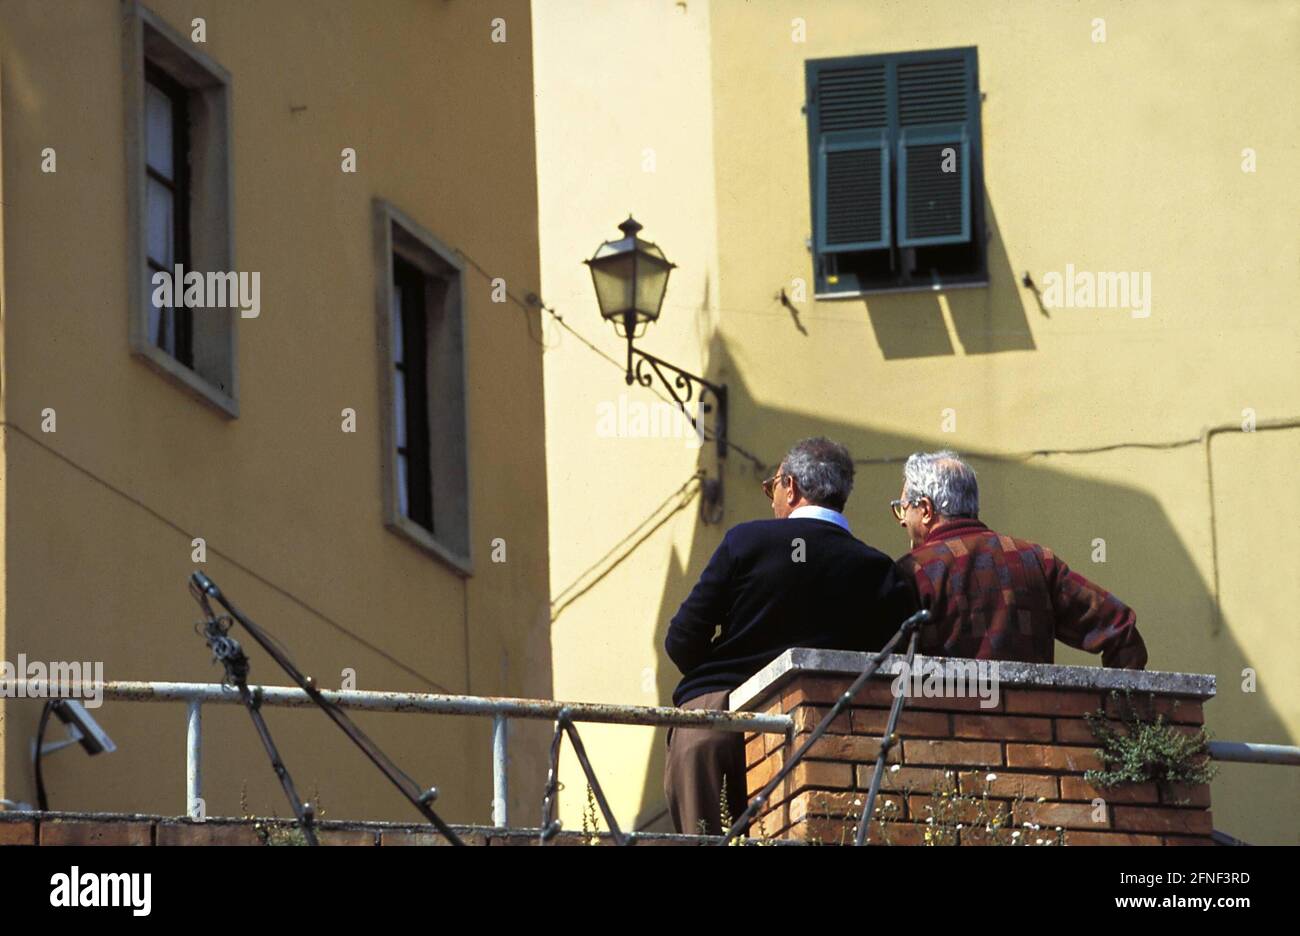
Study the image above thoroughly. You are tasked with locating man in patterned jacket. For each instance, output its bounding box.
[893,450,1147,668]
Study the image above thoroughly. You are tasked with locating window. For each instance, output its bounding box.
[805,47,986,296]
[125,5,237,414]
[392,257,434,531]
[145,65,192,366]
[374,201,472,574]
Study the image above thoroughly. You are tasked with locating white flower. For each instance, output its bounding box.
[1011,831,1021,839]
[985,773,997,783]
[926,817,934,825]
[956,824,963,830]
[853,799,862,806]
[1035,839,1044,845]
[889,764,901,773]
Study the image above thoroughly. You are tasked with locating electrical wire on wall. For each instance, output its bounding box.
[0,421,455,694]
[458,242,1300,636]
[854,419,1300,637]
[550,473,705,624]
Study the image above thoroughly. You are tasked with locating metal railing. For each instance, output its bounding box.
[10,672,1298,843]
[12,678,792,833]
[1206,741,1300,766]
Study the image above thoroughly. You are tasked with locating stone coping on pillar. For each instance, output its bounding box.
[730,648,1216,713]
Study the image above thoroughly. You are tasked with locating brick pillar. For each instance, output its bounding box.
[734,650,1215,845]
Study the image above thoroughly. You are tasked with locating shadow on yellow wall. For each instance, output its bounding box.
[863,202,1036,358]
[633,333,1291,844]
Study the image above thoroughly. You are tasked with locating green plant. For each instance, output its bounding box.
[580,784,602,844]
[1084,690,1217,800]
[798,789,893,846]
[917,771,1063,846]
[717,776,741,845]
[815,770,1065,846]
[259,822,310,846]
[689,776,771,845]
[705,775,760,845]
[237,779,323,846]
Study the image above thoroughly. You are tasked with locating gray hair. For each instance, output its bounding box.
[902,450,979,519]
[781,437,855,511]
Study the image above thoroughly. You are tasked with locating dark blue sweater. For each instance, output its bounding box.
[665,517,916,706]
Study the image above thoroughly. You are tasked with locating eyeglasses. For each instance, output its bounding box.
[761,473,786,500]
[890,496,932,521]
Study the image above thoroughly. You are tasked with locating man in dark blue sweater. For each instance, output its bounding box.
[663,437,915,835]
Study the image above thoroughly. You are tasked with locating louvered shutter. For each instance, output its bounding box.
[895,53,976,247]
[809,61,891,253]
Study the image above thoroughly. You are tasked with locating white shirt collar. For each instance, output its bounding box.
[789,505,851,533]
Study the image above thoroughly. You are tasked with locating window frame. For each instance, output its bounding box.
[805,46,988,299]
[124,2,238,416]
[372,199,473,577]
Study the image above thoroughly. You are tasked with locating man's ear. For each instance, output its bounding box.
[785,476,800,505]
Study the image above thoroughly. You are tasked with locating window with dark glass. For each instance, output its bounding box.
[375,201,471,573]
[392,256,434,533]
[144,63,193,367]
[126,6,235,414]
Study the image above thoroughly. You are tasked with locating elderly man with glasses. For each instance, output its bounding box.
[892,450,1147,669]
[663,437,915,835]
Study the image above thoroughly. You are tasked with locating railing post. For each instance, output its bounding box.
[186,699,202,819]
[492,713,508,827]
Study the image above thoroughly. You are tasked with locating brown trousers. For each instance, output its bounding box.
[663,689,750,835]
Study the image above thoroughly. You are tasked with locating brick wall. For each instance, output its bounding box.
[740,660,1215,846]
[0,812,750,846]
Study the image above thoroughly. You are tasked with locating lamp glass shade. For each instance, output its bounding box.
[634,249,672,320]
[587,223,674,332]
[588,250,636,323]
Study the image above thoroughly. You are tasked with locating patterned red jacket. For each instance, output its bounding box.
[896,518,1147,668]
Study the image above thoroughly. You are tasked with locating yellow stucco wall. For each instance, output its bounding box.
[533,0,727,833]
[0,0,552,824]
[535,0,1298,842]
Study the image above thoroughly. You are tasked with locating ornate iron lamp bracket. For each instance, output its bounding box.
[626,345,728,464]
[624,342,728,524]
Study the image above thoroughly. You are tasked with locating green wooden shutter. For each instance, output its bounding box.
[808,61,891,253]
[895,51,977,247]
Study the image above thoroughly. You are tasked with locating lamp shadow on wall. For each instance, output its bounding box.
[860,200,1036,359]
[633,336,1290,843]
